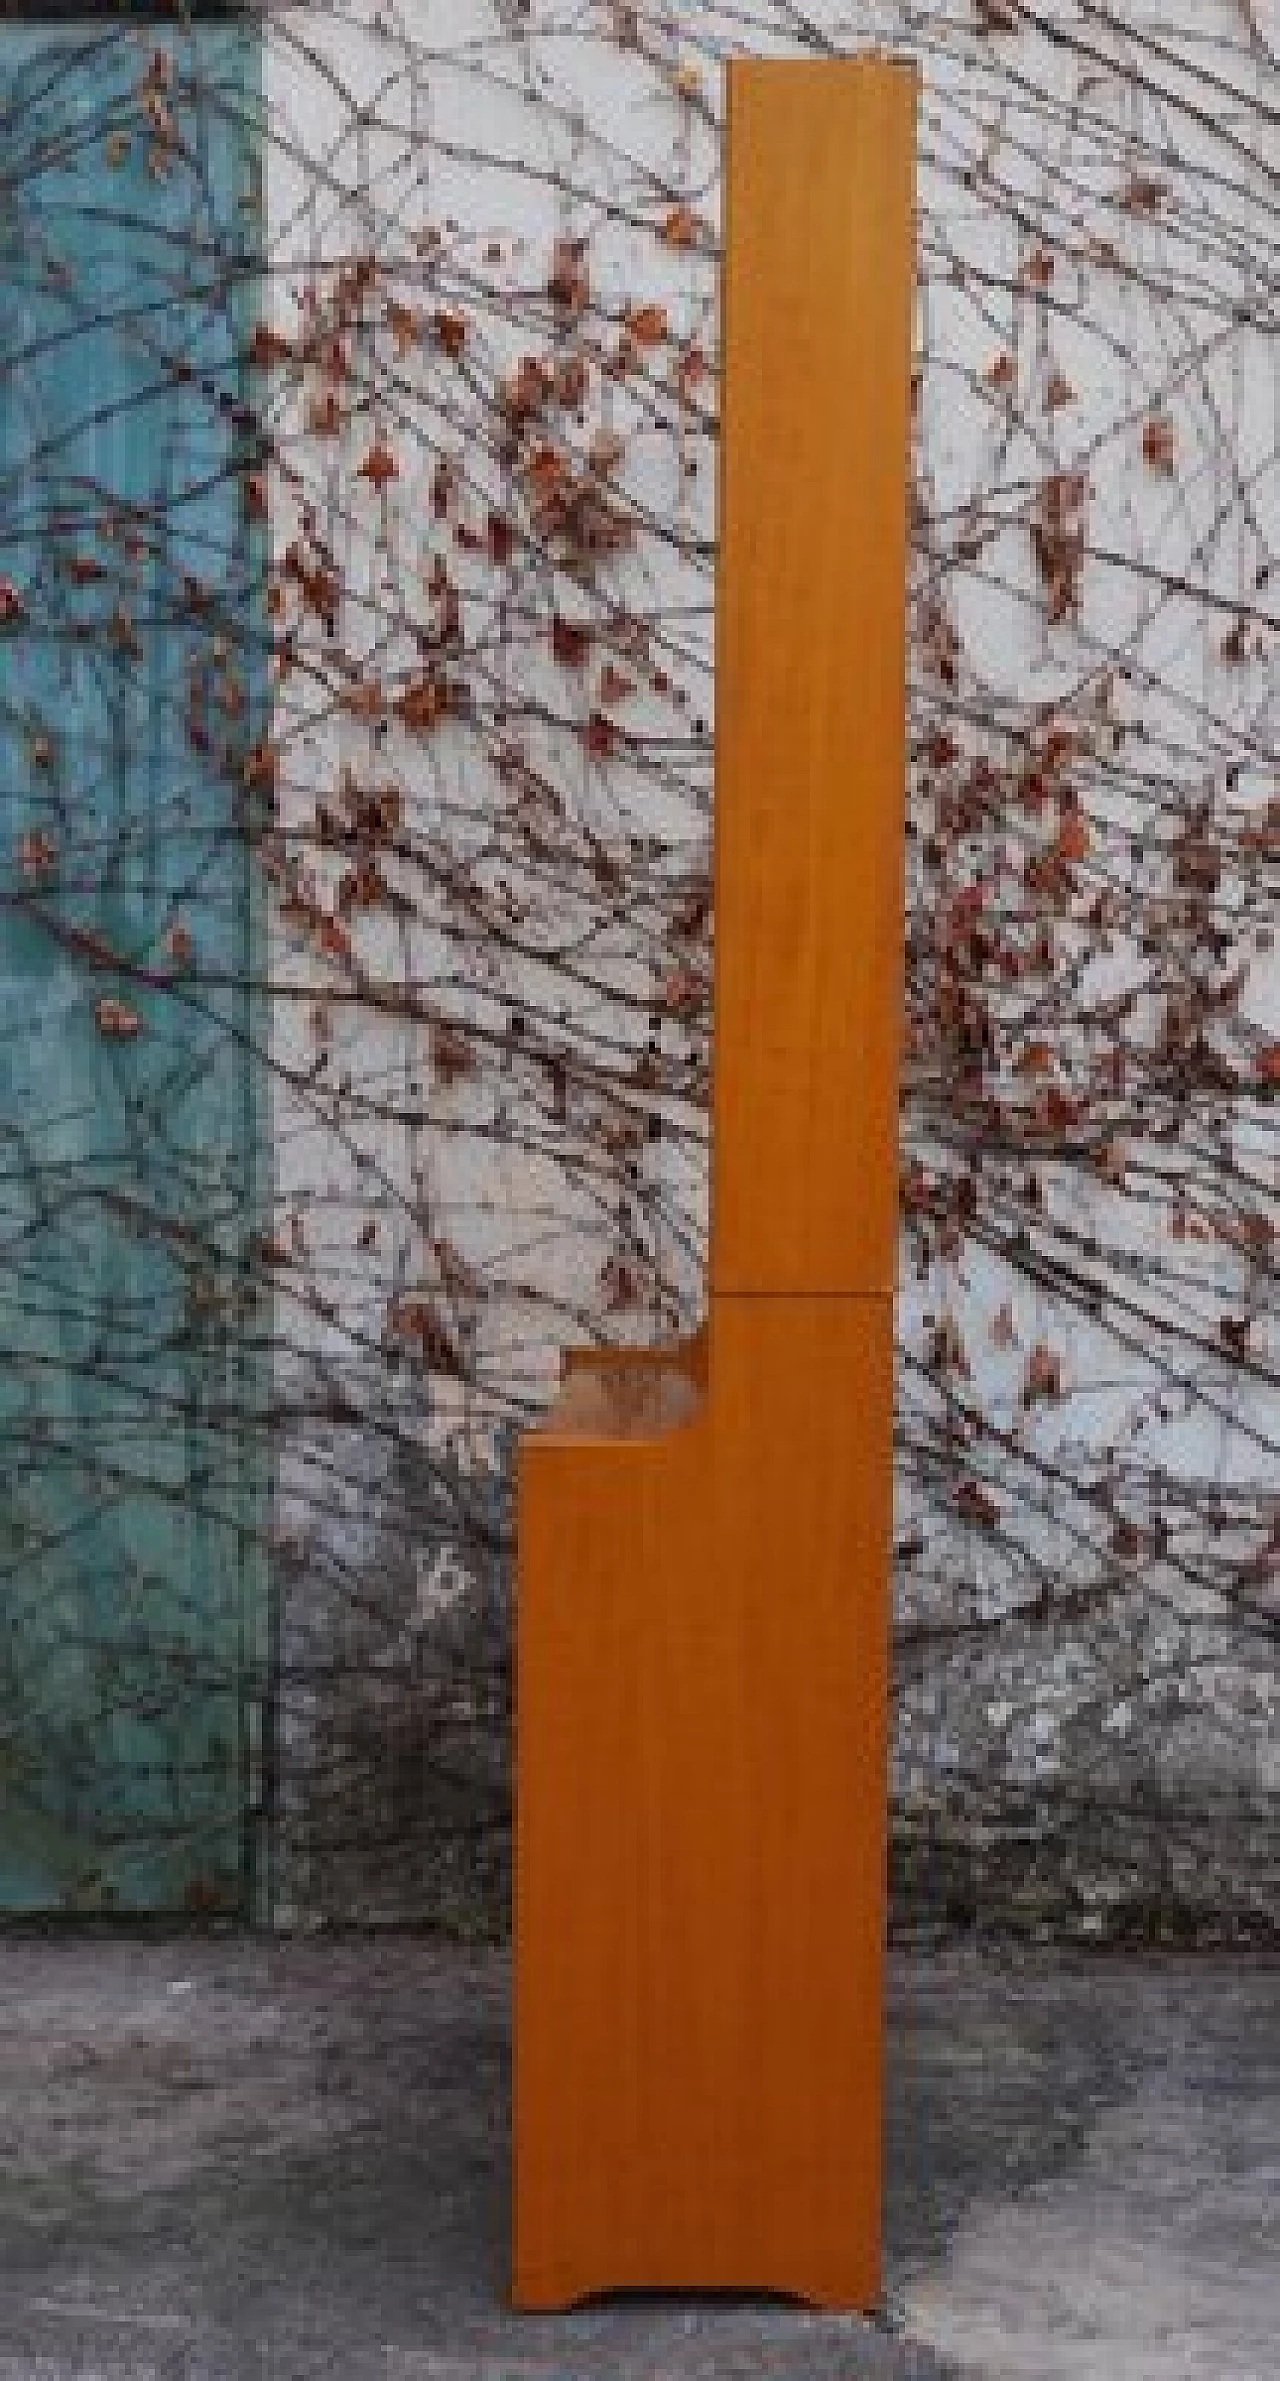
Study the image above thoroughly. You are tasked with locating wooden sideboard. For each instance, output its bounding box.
[514,54,916,2313]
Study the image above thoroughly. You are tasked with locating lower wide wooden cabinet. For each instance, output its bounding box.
[516,1304,895,2307]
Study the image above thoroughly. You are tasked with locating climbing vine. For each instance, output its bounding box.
[1,1,1274,1929]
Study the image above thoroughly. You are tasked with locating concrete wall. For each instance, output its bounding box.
[258,1,1277,1937]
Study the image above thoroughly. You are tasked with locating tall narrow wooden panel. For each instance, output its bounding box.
[713,60,915,1296]
[516,54,916,2316]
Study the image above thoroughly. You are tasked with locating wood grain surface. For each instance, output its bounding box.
[514,53,916,2314]
[712,58,915,1297]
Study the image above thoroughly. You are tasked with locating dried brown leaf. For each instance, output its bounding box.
[626,302,668,347]
[1142,413,1176,475]
[660,202,700,249]
[95,995,142,1041]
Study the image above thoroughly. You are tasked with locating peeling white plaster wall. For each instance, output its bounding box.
[260,1,1276,1931]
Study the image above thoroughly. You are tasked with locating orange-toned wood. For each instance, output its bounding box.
[514,54,916,2317]
[559,1320,710,1394]
[712,57,916,1297]
[516,1299,894,2309]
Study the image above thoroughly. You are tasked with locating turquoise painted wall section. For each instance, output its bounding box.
[0,18,269,1914]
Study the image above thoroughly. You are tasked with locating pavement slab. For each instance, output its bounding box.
[0,1937,1274,2380]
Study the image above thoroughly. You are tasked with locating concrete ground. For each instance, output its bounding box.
[0,1937,1275,2381]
